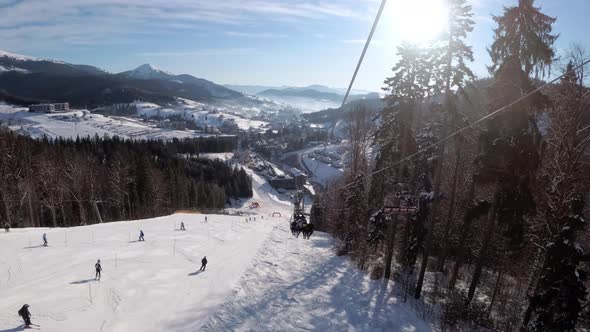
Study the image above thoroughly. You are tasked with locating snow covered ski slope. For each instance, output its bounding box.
[0,169,430,331]
[0,214,276,331]
[203,223,432,332]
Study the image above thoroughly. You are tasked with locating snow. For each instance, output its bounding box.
[135,101,269,132]
[199,153,234,161]
[0,49,65,64]
[0,106,227,141]
[303,154,343,186]
[0,49,39,61]
[204,225,432,331]
[0,162,430,331]
[0,65,29,73]
[133,63,172,75]
[301,144,346,187]
[0,214,275,332]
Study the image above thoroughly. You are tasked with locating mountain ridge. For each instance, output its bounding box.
[0,49,242,107]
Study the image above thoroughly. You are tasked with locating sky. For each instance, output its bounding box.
[0,0,588,91]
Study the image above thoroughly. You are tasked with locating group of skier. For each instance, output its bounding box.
[18,222,211,328]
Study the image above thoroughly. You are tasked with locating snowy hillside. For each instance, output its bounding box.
[135,101,269,131]
[0,167,431,332]
[0,50,44,62]
[123,64,172,79]
[0,105,226,140]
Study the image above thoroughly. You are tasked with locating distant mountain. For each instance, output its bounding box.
[224,84,374,96]
[302,97,384,124]
[118,63,172,80]
[302,85,374,96]
[0,71,176,107]
[0,50,108,76]
[223,85,281,95]
[0,50,243,107]
[258,88,344,103]
[255,87,380,113]
[118,64,241,99]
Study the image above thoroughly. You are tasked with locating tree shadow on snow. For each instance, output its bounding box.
[70,278,96,284]
[187,270,204,276]
[192,233,433,331]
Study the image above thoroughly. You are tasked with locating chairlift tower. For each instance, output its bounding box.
[292,189,307,224]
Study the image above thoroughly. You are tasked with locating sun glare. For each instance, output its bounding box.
[389,0,449,44]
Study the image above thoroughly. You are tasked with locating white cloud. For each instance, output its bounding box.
[0,0,374,51]
[225,31,288,38]
[136,48,260,57]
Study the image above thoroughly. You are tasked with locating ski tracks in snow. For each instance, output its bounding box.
[203,223,433,331]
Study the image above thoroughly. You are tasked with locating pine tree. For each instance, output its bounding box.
[523,64,590,331]
[468,0,557,305]
[488,0,557,78]
[372,42,432,281]
[415,0,475,298]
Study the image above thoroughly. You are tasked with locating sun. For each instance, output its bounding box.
[388,0,449,44]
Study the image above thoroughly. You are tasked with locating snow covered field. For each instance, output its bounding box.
[136,102,268,132]
[301,144,345,187]
[0,106,222,141]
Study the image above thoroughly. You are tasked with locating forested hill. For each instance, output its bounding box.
[0,129,252,228]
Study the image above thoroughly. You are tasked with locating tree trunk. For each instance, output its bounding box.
[92,201,103,224]
[383,214,399,280]
[60,202,67,227]
[449,179,476,289]
[488,269,503,313]
[437,149,461,273]
[414,137,446,299]
[1,190,12,226]
[467,198,497,304]
[50,207,57,228]
[77,200,86,225]
[28,192,37,227]
[127,196,133,220]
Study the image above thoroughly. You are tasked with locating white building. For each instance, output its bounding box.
[29,102,69,113]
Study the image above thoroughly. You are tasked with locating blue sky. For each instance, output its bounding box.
[0,0,588,91]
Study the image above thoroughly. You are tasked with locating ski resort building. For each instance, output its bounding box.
[290,168,307,188]
[269,169,308,191]
[269,175,296,190]
[29,102,69,113]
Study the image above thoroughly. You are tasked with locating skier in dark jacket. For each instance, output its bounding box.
[18,304,31,327]
[42,233,48,246]
[180,222,186,231]
[200,256,208,271]
[139,230,145,241]
[4,222,9,232]
[95,259,102,280]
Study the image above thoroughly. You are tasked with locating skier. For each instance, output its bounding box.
[200,256,207,271]
[4,222,9,232]
[18,304,31,327]
[42,233,48,246]
[180,222,186,231]
[139,230,145,241]
[95,259,102,280]
[204,216,208,222]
